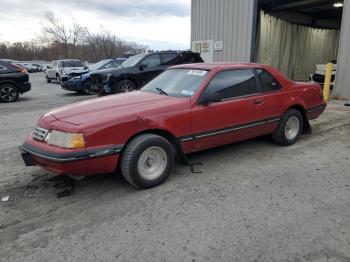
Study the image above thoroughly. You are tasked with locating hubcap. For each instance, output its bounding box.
[137,146,167,180]
[120,82,134,92]
[0,86,17,102]
[285,116,300,141]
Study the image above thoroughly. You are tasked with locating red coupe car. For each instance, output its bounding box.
[20,63,326,189]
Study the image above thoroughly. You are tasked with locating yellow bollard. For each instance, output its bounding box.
[323,62,333,101]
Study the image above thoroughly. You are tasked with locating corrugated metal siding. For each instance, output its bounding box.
[334,1,350,99]
[191,0,255,62]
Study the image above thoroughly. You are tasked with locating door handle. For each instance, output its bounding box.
[254,99,263,105]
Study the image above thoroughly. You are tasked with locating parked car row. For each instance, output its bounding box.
[49,51,204,96]
[16,63,44,73]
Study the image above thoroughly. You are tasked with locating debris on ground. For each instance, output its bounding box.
[1,196,9,202]
[52,176,74,198]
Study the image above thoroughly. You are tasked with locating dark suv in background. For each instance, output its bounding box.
[89,51,203,94]
[0,60,31,102]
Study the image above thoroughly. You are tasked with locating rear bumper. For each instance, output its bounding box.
[18,81,31,94]
[19,142,122,176]
[306,103,327,120]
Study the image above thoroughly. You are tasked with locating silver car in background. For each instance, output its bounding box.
[45,59,86,84]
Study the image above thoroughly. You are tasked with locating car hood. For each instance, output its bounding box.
[68,69,89,77]
[62,67,85,73]
[47,91,187,127]
[91,66,134,77]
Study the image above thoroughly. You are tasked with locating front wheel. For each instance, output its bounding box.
[120,134,175,189]
[56,75,61,85]
[272,109,303,146]
[0,84,19,102]
[81,79,92,95]
[117,80,136,93]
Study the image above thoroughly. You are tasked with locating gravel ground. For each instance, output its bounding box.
[0,73,349,262]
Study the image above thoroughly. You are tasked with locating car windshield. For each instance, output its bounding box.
[62,60,84,67]
[141,68,208,98]
[120,54,146,68]
[89,60,110,71]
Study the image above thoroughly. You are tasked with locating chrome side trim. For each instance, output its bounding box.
[179,117,280,142]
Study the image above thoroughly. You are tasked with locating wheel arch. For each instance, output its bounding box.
[286,104,311,134]
[0,80,19,89]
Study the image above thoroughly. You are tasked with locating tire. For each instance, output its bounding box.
[46,76,51,83]
[120,134,175,189]
[272,109,304,146]
[116,80,136,93]
[56,75,61,85]
[0,84,19,103]
[81,79,92,95]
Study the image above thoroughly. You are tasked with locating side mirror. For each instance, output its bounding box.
[198,92,221,105]
[139,63,147,71]
[84,66,89,70]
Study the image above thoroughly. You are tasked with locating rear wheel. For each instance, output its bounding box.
[46,76,51,83]
[120,134,175,189]
[272,109,303,146]
[0,84,19,103]
[117,80,136,93]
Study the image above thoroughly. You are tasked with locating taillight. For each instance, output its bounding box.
[12,64,27,74]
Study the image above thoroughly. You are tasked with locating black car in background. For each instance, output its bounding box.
[0,60,31,102]
[89,51,204,94]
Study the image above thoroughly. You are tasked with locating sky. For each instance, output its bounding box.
[0,0,191,50]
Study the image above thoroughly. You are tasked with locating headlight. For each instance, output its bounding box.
[45,130,85,149]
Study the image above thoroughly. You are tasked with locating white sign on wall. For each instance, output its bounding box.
[191,40,214,62]
[213,41,223,51]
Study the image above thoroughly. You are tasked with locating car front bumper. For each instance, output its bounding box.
[19,141,122,176]
[61,79,83,91]
[18,81,31,94]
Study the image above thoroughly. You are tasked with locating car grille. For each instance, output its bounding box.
[32,126,49,141]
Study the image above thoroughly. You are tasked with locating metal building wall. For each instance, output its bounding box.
[191,0,256,62]
[334,1,350,99]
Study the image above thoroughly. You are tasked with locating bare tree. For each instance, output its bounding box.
[41,12,86,56]
[1,13,148,62]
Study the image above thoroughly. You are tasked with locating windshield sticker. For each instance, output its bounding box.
[187,70,207,76]
[181,90,194,96]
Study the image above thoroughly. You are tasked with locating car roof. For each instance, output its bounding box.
[54,59,82,62]
[170,62,267,70]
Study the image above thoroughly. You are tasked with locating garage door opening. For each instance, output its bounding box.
[255,0,343,83]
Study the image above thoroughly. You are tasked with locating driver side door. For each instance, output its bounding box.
[190,69,272,152]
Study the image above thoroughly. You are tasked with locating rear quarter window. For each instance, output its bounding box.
[256,69,282,92]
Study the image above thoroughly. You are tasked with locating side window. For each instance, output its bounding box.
[112,61,123,67]
[53,62,58,68]
[161,53,178,65]
[141,54,161,68]
[204,69,259,100]
[101,62,115,69]
[256,69,282,92]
